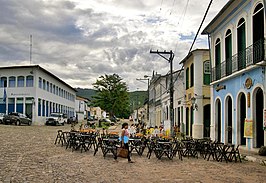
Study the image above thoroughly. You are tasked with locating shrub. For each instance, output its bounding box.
[258,146,266,156]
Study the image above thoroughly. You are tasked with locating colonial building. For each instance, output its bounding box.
[148,70,184,133]
[0,65,76,124]
[202,0,265,148]
[75,96,90,122]
[180,49,211,138]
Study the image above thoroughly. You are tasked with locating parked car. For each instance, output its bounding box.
[46,113,67,126]
[87,116,96,127]
[0,113,5,124]
[99,118,115,126]
[110,116,121,122]
[3,112,32,125]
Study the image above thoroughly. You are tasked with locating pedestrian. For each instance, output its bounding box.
[115,122,134,163]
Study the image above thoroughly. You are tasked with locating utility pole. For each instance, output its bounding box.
[150,50,175,136]
[136,77,150,126]
[136,88,139,124]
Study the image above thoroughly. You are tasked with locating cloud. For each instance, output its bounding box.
[0,0,229,91]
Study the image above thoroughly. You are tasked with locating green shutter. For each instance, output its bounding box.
[190,64,194,87]
[204,74,211,85]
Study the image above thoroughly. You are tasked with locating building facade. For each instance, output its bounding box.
[148,70,184,133]
[0,65,76,124]
[180,49,211,139]
[203,0,265,149]
[75,96,90,122]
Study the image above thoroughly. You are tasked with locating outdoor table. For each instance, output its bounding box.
[101,138,119,158]
[129,138,144,156]
[154,141,174,160]
[65,131,78,150]
[182,140,198,158]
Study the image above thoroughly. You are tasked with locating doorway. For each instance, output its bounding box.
[253,3,264,63]
[226,96,233,144]
[216,99,222,142]
[203,104,211,138]
[239,93,246,145]
[255,88,264,147]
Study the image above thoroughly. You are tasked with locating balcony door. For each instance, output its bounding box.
[225,29,232,75]
[237,18,246,70]
[215,39,221,80]
[253,3,264,63]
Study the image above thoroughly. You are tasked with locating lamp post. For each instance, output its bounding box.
[136,76,151,127]
[191,97,198,111]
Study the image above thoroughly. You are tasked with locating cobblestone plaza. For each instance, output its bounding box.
[0,124,265,183]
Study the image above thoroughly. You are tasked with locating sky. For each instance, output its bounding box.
[0,0,229,91]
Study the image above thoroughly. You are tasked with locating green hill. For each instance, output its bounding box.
[76,88,148,108]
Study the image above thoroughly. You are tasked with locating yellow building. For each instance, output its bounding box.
[180,49,211,138]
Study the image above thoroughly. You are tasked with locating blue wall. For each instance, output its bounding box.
[213,67,264,144]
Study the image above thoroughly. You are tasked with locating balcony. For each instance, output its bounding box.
[212,39,265,82]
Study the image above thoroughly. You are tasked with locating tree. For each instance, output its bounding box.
[92,74,130,118]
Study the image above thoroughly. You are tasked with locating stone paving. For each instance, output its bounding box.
[0,124,266,183]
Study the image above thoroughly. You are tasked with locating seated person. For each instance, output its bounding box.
[152,126,160,137]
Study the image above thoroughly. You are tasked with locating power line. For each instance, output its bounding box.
[188,0,213,54]
[173,0,214,88]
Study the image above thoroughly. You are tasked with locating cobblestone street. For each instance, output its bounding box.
[0,124,265,183]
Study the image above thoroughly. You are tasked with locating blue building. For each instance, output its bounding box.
[202,0,265,149]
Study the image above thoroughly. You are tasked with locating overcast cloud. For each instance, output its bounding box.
[0,0,228,91]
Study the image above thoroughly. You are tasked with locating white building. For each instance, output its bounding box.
[75,96,90,122]
[0,65,76,124]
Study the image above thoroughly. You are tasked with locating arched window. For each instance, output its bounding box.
[225,29,232,75]
[9,76,16,87]
[0,77,7,88]
[237,18,246,70]
[253,3,264,63]
[26,75,34,87]
[215,38,221,80]
[17,76,24,87]
[190,64,194,87]
[46,81,49,91]
[186,68,189,89]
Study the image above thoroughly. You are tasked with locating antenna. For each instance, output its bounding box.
[30,34,32,65]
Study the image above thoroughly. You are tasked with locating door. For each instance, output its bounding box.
[203,104,211,138]
[239,93,246,145]
[226,97,233,144]
[255,88,264,147]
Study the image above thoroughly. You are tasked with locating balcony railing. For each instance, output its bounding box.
[212,39,265,82]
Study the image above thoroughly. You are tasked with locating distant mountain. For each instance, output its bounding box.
[76,88,148,107]
[76,88,96,100]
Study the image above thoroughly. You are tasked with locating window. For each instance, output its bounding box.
[26,75,34,87]
[17,76,24,87]
[0,77,7,88]
[203,61,211,85]
[38,99,41,116]
[237,18,246,70]
[53,85,55,94]
[56,86,58,95]
[43,79,46,90]
[186,68,189,89]
[46,81,49,92]
[190,64,194,87]
[215,38,221,80]
[39,77,42,88]
[50,83,52,93]
[225,29,232,75]
[9,76,16,87]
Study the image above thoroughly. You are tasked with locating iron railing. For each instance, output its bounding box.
[212,38,265,82]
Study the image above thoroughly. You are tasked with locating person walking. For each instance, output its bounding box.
[115,122,134,163]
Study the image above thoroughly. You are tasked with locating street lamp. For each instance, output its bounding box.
[136,76,150,127]
[191,97,198,111]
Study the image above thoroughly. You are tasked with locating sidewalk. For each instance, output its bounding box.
[239,147,266,166]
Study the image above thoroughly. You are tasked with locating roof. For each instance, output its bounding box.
[202,0,236,34]
[179,49,209,64]
[0,65,77,92]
